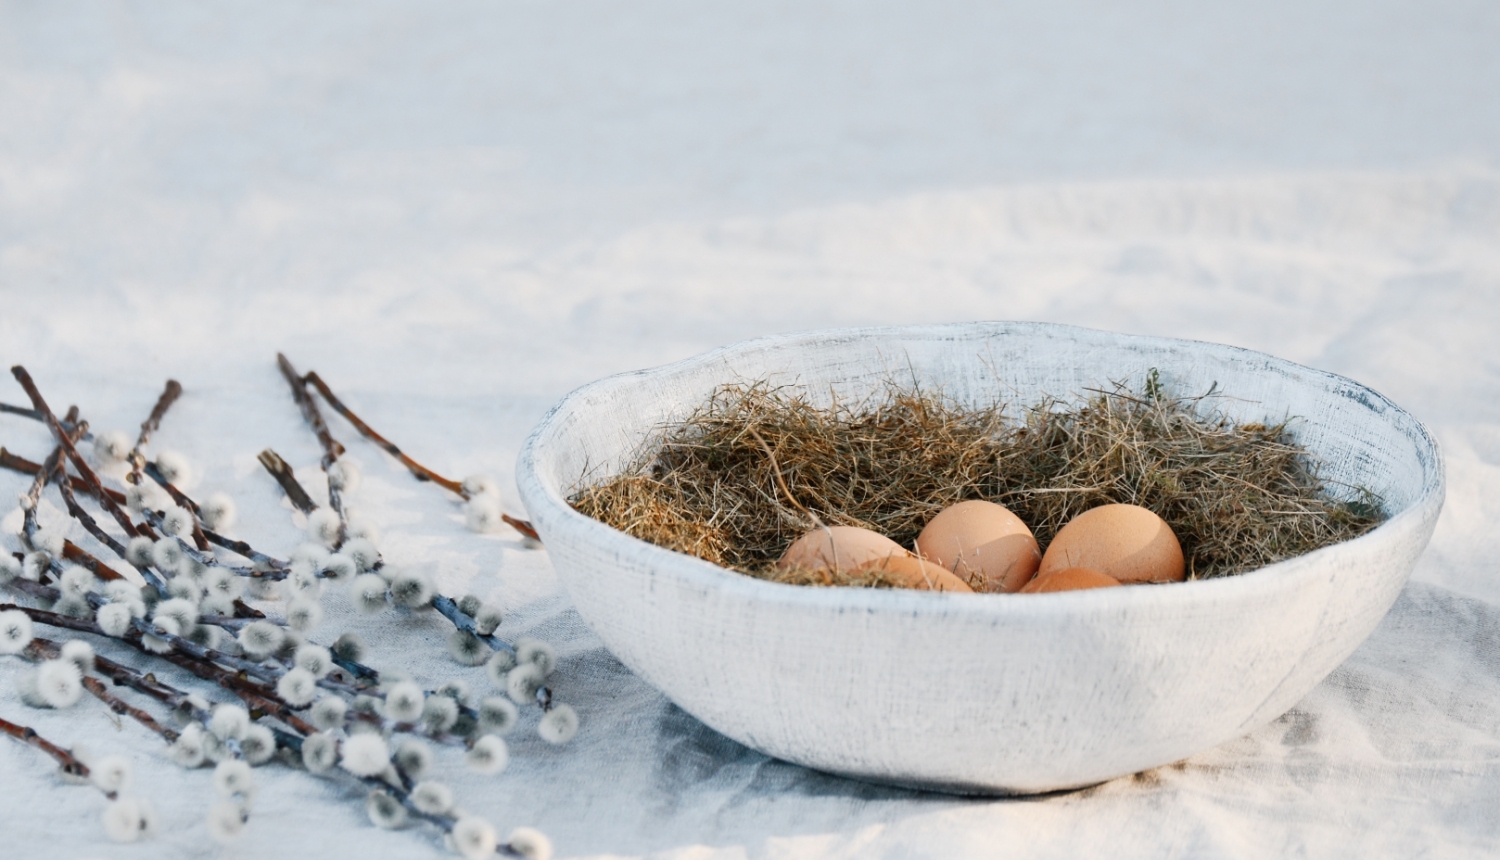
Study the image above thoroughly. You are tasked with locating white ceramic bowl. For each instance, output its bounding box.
[516,322,1444,794]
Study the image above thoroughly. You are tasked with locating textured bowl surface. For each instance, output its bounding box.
[516,322,1445,794]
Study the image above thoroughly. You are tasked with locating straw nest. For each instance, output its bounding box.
[570,372,1384,587]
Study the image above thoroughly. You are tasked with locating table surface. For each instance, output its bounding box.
[2,3,1499,858]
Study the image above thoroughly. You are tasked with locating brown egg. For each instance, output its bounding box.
[1039,503,1185,584]
[858,554,974,593]
[915,500,1041,593]
[1018,567,1122,594]
[777,526,908,573]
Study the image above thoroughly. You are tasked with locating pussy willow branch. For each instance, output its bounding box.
[0,402,91,440]
[300,369,541,541]
[138,464,207,552]
[0,713,98,788]
[277,354,350,546]
[54,475,168,594]
[0,447,129,505]
[301,370,463,495]
[26,638,178,743]
[11,367,150,543]
[21,406,81,552]
[126,380,182,486]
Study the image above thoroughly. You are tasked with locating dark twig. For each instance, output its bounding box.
[0,713,96,785]
[126,380,182,485]
[276,354,348,546]
[302,371,462,494]
[276,354,345,467]
[54,476,167,593]
[141,463,208,551]
[0,447,128,505]
[0,402,91,440]
[257,449,317,514]
[27,638,179,743]
[11,367,146,542]
[302,369,540,541]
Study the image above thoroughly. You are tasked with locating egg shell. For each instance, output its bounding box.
[858,554,974,593]
[1039,503,1185,584]
[915,500,1041,593]
[777,526,908,573]
[1019,567,1122,594]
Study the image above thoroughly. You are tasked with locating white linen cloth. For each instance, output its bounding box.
[2,3,1499,858]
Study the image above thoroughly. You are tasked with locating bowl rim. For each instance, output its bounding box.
[516,320,1446,618]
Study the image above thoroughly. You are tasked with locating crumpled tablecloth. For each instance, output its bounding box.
[2,4,1499,858]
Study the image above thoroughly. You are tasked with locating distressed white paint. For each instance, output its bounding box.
[517,321,1445,794]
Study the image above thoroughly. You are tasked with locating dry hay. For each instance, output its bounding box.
[570,372,1384,586]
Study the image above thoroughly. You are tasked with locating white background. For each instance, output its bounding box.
[2,2,1499,858]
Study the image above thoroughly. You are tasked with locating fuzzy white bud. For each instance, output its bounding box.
[125,536,155,569]
[154,451,193,487]
[462,475,500,499]
[36,659,83,708]
[153,598,198,632]
[484,650,517,688]
[276,667,319,707]
[150,539,185,575]
[515,638,557,676]
[331,632,367,663]
[421,694,460,734]
[0,609,33,655]
[169,725,207,768]
[309,696,348,731]
[340,733,390,777]
[321,553,357,584]
[464,497,503,534]
[237,621,284,659]
[32,527,65,558]
[209,704,251,742]
[447,630,489,667]
[366,789,408,829]
[393,738,433,780]
[343,538,379,572]
[294,644,333,678]
[102,796,155,843]
[477,697,520,736]
[91,754,133,793]
[411,780,454,815]
[451,816,498,860]
[286,598,324,633]
[464,734,508,776]
[474,604,504,636]
[307,508,342,548]
[61,639,95,675]
[351,574,389,615]
[96,603,134,638]
[93,430,132,463]
[301,731,338,773]
[206,801,247,843]
[328,458,361,493]
[507,827,554,860]
[241,724,276,765]
[389,570,434,609]
[160,505,193,538]
[59,565,96,597]
[384,681,425,723]
[203,567,244,604]
[506,662,545,705]
[537,703,580,745]
[213,759,254,797]
[200,492,237,531]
